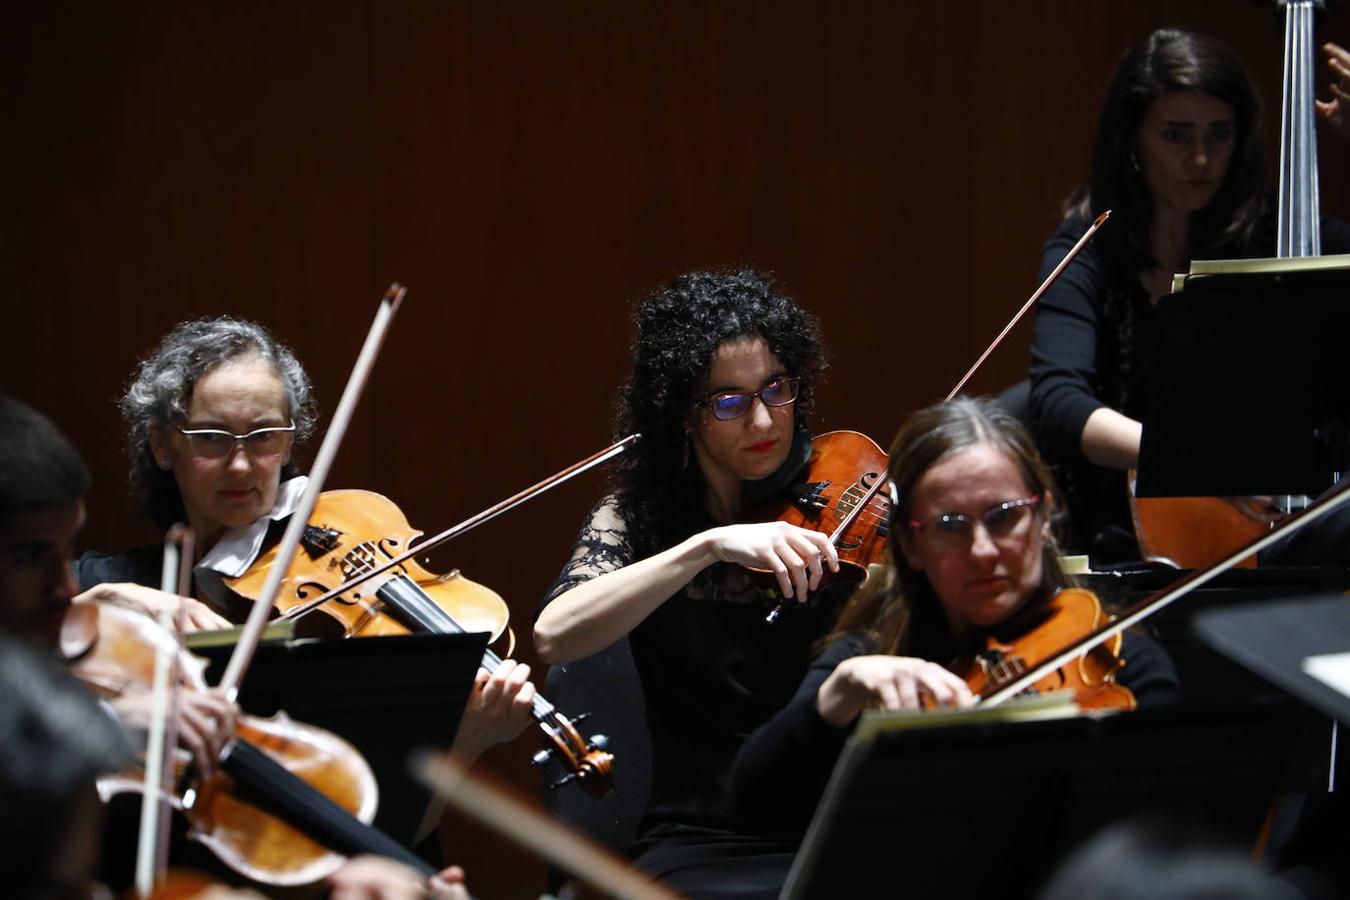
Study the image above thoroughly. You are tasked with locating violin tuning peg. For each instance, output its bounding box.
[549,772,578,791]
[531,748,554,767]
[588,733,609,751]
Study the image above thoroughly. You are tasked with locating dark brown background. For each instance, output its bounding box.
[4,3,1347,896]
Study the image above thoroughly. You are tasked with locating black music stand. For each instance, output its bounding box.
[1195,593,1350,725]
[781,704,1300,899]
[1136,268,1350,498]
[198,631,487,845]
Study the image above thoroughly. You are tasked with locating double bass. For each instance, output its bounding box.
[1130,0,1342,567]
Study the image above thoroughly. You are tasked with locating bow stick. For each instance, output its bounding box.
[411,750,682,900]
[218,284,405,699]
[133,524,192,896]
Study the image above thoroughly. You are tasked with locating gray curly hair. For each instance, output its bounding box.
[121,317,317,527]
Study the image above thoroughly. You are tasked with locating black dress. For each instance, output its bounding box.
[538,436,854,899]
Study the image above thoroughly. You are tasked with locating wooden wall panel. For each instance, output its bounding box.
[2,4,1346,897]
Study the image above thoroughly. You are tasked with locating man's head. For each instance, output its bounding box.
[0,396,90,649]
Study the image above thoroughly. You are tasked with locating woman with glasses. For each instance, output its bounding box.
[729,397,1179,836]
[74,317,316,627]
[74,316,535,765]
[534,270,850,898]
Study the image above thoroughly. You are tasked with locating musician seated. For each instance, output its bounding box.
[71,318,534,767]
[1,395,476,898]
[0,393,239,776]
[730,397,1180,836]
[1028,30,1350,564]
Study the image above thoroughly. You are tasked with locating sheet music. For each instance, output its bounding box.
[1302,652,1350,698]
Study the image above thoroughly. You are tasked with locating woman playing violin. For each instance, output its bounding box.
[74,317,535,764]
[730,397,1180,835]
[1029,29,1350,563]
[534,270,851,898]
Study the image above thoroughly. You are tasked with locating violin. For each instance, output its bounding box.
[225,488,615,795]
[752,430,892,620]
[758,214,1112,622]
[63,600,437,887]
[947,587,1135,712]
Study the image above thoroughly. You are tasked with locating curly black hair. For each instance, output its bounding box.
[612,270,826,556]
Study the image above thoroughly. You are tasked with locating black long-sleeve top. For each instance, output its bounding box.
[1029,213,1350,560]
[729,627,1180,836]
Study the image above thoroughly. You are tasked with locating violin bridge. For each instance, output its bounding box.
[976,649,1027,688]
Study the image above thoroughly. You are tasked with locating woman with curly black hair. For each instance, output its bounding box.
[1029,30,1350,562]
[535,270,849,898]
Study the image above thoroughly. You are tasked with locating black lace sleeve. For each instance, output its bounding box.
[538,495,636,613]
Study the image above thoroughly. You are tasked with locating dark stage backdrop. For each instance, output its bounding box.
[4,3,1347,896]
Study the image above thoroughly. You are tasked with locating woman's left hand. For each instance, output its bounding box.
[1318,42,1350,141]
[447,660,535,765]
[74,582,231,632]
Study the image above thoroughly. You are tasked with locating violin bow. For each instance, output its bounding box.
[980,473,1350,708]
[411,750,682,900]
[275,433,641,626]
[133,524,192,896]
[946,210,1110,400]
[217,284,405,700]
[766,212,1111,624]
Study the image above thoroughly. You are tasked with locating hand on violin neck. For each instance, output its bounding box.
[816,655,974,728]
[111,686,238,779]
[703,521,840,601]
[447,661,536,766]
[74,582,231,632]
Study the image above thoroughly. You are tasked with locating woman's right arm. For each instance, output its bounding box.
[1079,407,1142,470]
[534,499,838,664]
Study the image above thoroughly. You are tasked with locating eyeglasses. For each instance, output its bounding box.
[907,495,1041,547]
[700,377,800,421]
[176,421,296,459]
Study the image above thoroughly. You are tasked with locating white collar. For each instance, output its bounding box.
[195,476,309,583]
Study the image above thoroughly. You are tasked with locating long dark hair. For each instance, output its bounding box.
[613,270,826,556]
[825,397,1072,661]
[1066,28,1269,273]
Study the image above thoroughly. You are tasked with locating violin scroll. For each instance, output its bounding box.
[532,710,615,796]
